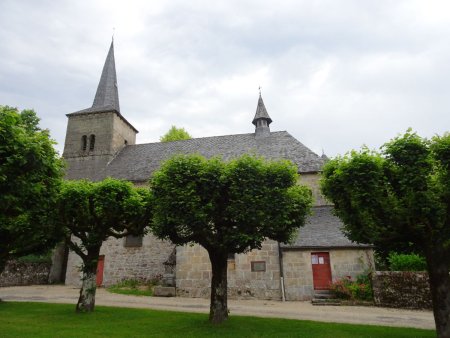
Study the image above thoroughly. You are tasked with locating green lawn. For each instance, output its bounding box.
[0,302,435,338]
[107,279,154,297]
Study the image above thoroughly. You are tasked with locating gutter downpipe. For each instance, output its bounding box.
[278,242,286,302]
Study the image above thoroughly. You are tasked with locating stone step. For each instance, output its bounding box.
[311,298,341,306]
[153,286,176,297]
[313,290,335,299]
[314,293,335,300]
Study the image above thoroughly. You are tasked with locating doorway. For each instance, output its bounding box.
[311,252,332,290]
[96,255,105,287]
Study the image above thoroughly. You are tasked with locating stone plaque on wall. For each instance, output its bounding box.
[251,261,266,272]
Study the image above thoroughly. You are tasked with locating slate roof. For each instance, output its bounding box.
[282,206,372,249]
[95,130,325,182]
[252,94,272,125]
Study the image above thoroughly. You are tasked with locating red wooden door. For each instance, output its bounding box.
[311,252,332,290]
[96,255,105,287]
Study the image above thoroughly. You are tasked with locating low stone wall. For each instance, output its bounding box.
[372,271,432,309]
[0,260,51,287]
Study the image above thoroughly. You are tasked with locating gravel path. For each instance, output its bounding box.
[0,285,435,330]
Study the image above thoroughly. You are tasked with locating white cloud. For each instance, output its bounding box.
[0,0,449,157]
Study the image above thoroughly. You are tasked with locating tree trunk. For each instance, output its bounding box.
[76,248,100,313]
[426,253,450,337]
[208,251,228,324]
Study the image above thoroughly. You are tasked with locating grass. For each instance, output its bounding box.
[107,279,154,297]
[0,302,435,337]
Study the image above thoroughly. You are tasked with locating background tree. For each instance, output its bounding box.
[159,125,191,142]
[320,130,450,337]
[57,178,151,313]
[150,154,312,324]
[0,106,64,273]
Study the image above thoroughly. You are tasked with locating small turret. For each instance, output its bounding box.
[252,93,272,138]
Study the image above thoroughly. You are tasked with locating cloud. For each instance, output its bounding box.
[0,0,449,157]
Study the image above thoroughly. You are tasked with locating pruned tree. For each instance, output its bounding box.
[150,154,312,324]
[320,130,450,337]
[57,178,151,312]
[0,106,64,273]
[159,125,191,142]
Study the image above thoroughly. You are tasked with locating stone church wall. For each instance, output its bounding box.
[282,248,374,300]
[176,240,282,300]
[63,111,137,180]
[282,250,314,300]
[111,113,136,149]
[299,173,328,207]
[65,234,174,287]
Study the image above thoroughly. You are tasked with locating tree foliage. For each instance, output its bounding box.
[159,125,191,142]
[0,106,64,272]
[150,154,312,323]
[57,178,151,312]
[388,253,427,272]
[320,130,450,337]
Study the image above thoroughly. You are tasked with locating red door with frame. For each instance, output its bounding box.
[96,255,105,287]
[311,252,332,290]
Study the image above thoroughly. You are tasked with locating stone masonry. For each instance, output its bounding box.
[176,240,282,300]
[0,260,51,287]
[65,234,174,287]
[282,249,374,300]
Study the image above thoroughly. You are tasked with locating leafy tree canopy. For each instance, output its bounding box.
[159,125,192,142]
[150,154,312,323]
[320,130,450,337]
[57,178,151,312]
[0,105,64,272]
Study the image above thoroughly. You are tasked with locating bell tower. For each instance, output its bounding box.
[63,40,138,180]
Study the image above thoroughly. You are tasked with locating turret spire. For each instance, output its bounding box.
[91,40,120,113]
[252,92,272,137]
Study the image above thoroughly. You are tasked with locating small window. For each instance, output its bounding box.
[89,134,95,151]
[124,140,128,145]
[124,235,143,247]
[251,261,266,272]
[81,135,87,151]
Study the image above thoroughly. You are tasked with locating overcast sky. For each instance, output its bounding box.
[1,0,449,157]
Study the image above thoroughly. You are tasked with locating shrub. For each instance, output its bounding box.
[388,253,427,271]
[330,276,352,299]
[330,274,373,301]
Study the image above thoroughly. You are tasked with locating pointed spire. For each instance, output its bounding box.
[91,40,120,113]
[252,93,272,126]
[252,92,272,137]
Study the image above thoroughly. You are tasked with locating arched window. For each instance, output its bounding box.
[89,134,95,151]
[81,135,87,151]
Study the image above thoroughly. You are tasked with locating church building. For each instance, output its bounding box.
[62,41,373,301]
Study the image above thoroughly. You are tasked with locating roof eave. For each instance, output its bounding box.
[281,244,374,250]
